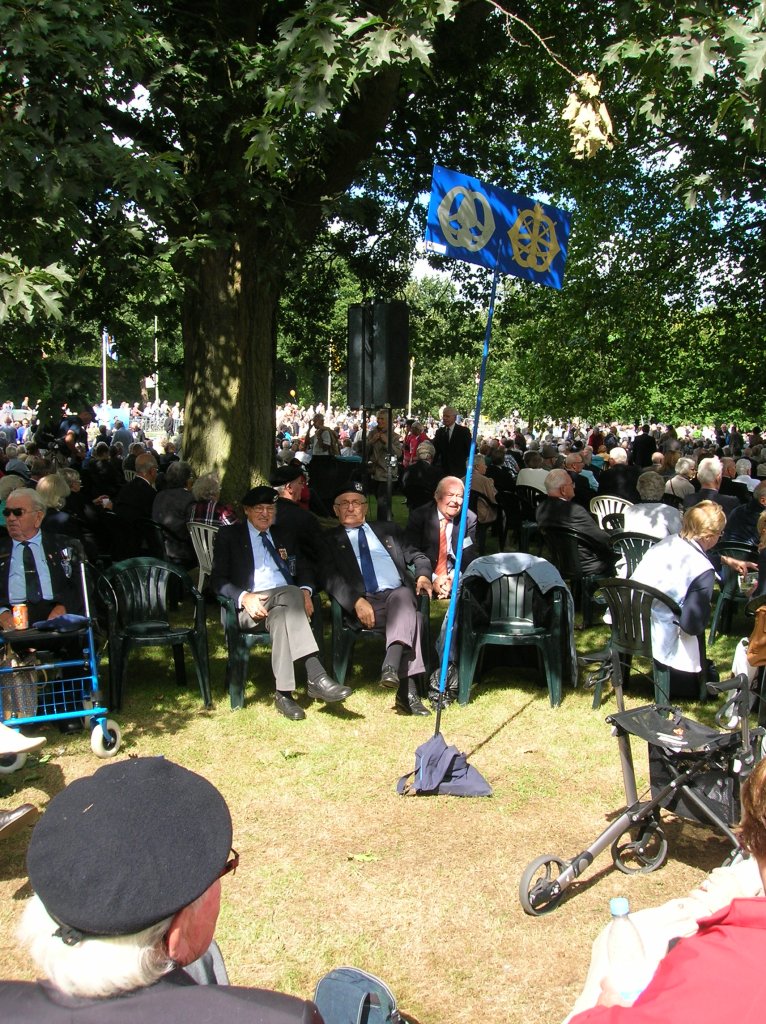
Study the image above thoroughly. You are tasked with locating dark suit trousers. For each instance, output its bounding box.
[235,586,318,691]
[366,587,424,677]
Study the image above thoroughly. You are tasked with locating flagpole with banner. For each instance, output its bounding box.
[421,165,572,749]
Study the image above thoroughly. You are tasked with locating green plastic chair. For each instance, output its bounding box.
[708,542,759,643]
[540,525,610,628]
[217,593,325,709]
[594,578,706,707]
[330,591,431,688]
[97,558,211,710]
[609,531,658,577]
[456,572,564,707]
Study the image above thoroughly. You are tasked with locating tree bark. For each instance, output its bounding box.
[182,233,278,501]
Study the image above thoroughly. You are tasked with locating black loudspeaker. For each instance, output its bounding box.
[347,301,409,408]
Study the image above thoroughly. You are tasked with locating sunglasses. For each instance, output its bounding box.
[219,848,239,878]
[3,507,32,518]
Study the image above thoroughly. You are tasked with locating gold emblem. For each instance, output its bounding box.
[438,186,495,252]
[507,204,561,272]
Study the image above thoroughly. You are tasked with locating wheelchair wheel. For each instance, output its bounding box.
[612,820,668,875]
[0,752,27,775]
[519,854,567,916]
[90,720,122,759]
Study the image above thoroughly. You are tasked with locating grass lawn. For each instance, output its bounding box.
[0,500,747,1024]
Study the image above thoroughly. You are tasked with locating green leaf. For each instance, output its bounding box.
[738,37,766,81]
[669,37,720,85]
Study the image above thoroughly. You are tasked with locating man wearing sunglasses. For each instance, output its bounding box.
[0,488,84,631]
[1,757,322,1023]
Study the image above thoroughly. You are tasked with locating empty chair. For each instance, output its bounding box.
[590,495,633,529]
[97,558,211,711]
[515,485,546,553]
[187,521,219,592]
[457,569,565,707]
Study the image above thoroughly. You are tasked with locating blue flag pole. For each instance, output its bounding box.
[433,264,501,737]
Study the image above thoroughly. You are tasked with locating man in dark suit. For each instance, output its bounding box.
[0,487,86,732]
[683,456,740,519]
[537,469,618,576]
[432,406,472,477]
[110,451,160,558]
[565,452,593,508]
[321,482,433,716]
[211,486,349,720]
[631,424,657,467]
[5,756,322,1023]
[270,464,324,566]
[597,446,642,503]
[404,476,478,599]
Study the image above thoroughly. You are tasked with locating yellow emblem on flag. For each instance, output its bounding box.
[508,203,561,272]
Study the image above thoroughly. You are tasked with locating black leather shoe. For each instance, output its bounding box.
[395,691,432,716]
[307,673,352,703]
[58,719,84,735]
[0,804,36,840]
[379,664,400,689]
[275,692,306,721]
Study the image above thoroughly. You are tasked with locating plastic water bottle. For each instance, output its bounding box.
[606,897,649,1003]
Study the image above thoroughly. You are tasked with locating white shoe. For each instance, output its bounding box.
[0,721,46,755]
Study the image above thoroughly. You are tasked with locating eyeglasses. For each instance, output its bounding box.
[3,507,32,518]
[335,499,366,509]
[219,848,239,878]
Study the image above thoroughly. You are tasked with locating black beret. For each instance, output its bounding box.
[27,757,232,939]
[333,480,367,502]
[241,485,278,506]
[270,465,304,486]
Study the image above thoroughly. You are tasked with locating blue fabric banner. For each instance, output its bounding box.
[424,165,571,290]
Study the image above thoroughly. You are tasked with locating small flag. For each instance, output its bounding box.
[102,328,118,361]
[424,165,571,289]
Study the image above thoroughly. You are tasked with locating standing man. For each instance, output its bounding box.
[404,476,478,599]
[321,482,433,716]
[433,406,472,477]
[631,424,657,467]
[211,486,350,720]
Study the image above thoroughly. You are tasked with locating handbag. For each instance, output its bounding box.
[746,605,766,667]
[0,650,44,719]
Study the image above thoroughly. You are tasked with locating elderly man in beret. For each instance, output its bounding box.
[0,756,322,1022]
[320,482,433,716]
[211,486,350,720]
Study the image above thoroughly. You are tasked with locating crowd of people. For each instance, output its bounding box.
[3,394,766,1019]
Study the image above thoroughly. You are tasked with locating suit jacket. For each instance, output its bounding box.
[432,422,472,477]
[597,464,642,503]
[536,497,617,575]
[404,501,478,575]
[719,477,750,505]
[0,973,322,1024]
[0,532,84,616]
[113,476,156,523]
[320,520,430,616]
[274,497,324,567]
[568,471,592,509]
[683,487,740,518]
[631,432,657,467]
[211,521,316,602]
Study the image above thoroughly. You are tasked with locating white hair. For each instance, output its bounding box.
[18,894,174,999]
[736,458,752,476]
[697,456,722,487]
[609,447,628,464]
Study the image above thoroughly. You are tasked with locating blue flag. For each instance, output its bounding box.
[424,165,571,290]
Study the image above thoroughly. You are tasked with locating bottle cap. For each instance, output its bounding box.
[610,896,630,916]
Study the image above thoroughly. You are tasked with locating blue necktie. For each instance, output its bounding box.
[356,527,379,594]
[259,532,293,585]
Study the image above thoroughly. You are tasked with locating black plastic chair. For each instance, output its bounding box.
[595,578,707,706]
[97,558,211,711]
[610,531,658,577]
[456,571,564,707]
[515,485,546,553]
[217,593,325,709]
[708,541,759,643]
[330,590,430,688]
[601,512,625,534]
[540,525,609,628]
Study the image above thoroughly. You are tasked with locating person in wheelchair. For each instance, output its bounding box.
[0,488,86,733]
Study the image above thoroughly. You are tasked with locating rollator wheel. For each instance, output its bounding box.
[611,820,668,874]
[519,854,567,916]
[90,719,122,759]
[0,752,27,775]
